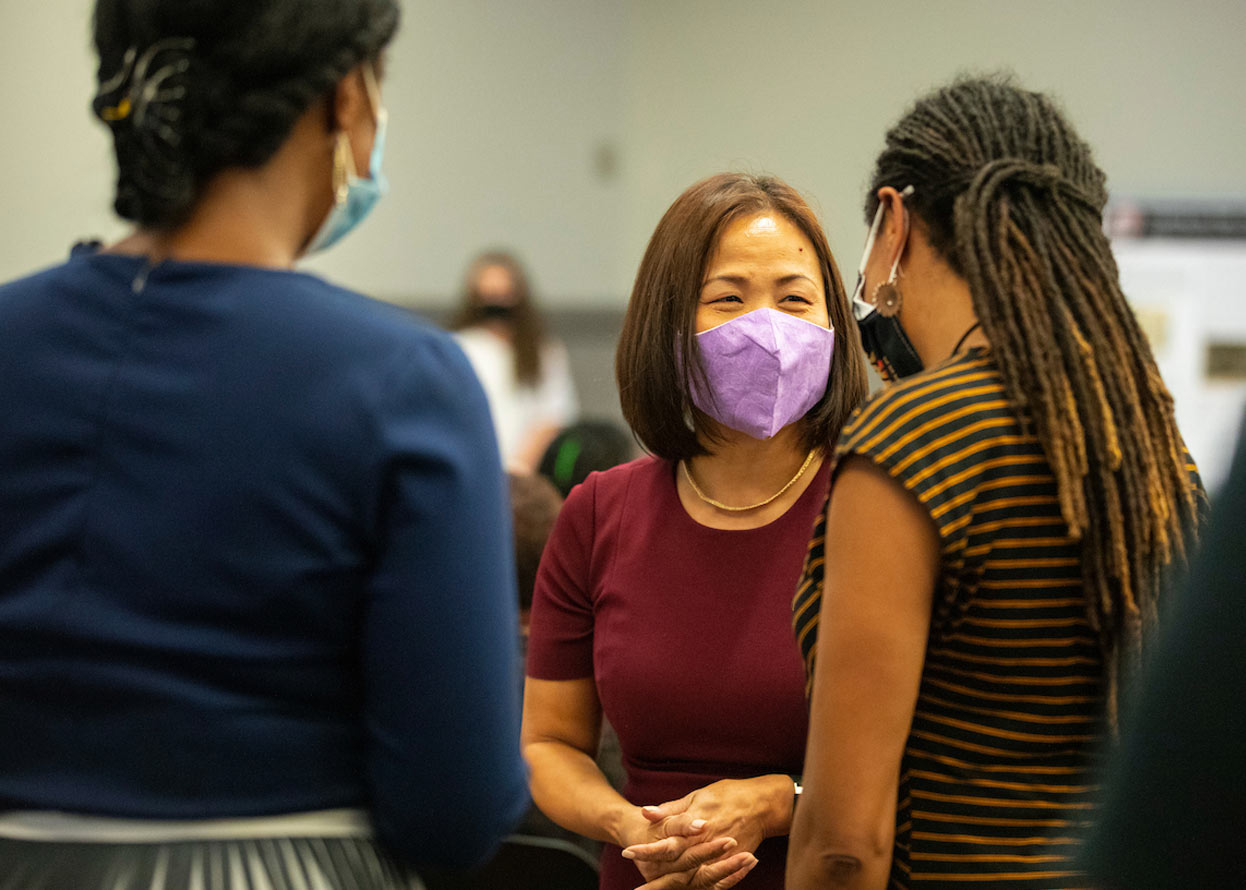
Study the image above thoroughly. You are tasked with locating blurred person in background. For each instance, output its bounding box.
[786,75,1204,890]
[510,472,566,641]
[511,469,628,831]
[425,471,611,889]
[510,463,627,797]
[522,172,869,890]
[537,418,637,499]
[0,1,528,886]
[451,251,579,471]
[511,472,620,860]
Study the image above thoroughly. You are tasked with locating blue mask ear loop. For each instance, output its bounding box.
[851,185,915,320]
[327,63,385,190]
[362,62,383,112]
[360,63,388,187]
[302,62,390,256]
[361,63,387,143]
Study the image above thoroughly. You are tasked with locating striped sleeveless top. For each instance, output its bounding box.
[793,348,1197,889]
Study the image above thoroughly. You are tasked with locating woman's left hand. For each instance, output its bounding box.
[622,775,793,888]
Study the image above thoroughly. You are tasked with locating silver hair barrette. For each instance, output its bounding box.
[97,37,195,146]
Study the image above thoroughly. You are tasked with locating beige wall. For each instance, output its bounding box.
[3,1,1244,308]
[616,0,1246,299]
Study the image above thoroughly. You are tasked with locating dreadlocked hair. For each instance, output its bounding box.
[866,75,1201,730]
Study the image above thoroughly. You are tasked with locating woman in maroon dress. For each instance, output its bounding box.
[522,173,868,890]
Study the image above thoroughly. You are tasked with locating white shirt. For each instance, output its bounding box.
[454,326,579,469]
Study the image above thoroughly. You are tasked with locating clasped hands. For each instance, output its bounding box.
[618,775,792,890]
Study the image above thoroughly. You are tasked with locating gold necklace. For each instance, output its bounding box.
[681,448,819,513]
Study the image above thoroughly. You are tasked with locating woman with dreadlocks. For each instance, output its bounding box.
[786,76,1202,889]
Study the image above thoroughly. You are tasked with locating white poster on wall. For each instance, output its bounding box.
[1114,239,1246,496]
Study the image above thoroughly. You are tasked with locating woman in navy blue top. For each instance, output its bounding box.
[0,2,528,887]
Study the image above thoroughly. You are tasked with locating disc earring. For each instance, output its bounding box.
[873,281,903,318]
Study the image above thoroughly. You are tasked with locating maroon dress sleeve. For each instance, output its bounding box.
[525,470,598,680]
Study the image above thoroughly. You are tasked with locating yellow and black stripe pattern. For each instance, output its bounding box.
[795,348,1125,888]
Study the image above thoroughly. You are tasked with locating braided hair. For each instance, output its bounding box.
[91,0,399,229]
[867,75,1201,725]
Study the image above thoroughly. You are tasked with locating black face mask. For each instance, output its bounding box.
[855,309,924,383]
[478,303,516,322]
[851,184,923,383]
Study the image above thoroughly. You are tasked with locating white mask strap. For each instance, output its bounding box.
[852,185,915,317]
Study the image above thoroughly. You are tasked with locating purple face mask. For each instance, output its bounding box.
[690,308,834,440]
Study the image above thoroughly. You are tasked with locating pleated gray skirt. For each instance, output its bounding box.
[0,836,426,890]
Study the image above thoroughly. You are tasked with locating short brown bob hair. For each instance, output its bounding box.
[616,172,869,461]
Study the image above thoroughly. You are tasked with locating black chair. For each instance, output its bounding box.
[422,833,600,890]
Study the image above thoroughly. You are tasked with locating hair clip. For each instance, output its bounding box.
[95,38,195,142]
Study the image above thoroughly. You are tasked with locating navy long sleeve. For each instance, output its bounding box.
[0,249,528,867]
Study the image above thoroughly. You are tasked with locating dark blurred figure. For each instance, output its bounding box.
[537,418,636,499]
[1082,417,1245,889]
[509,471,624,799]
[509,472,565,634]
[424,474,610,890]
